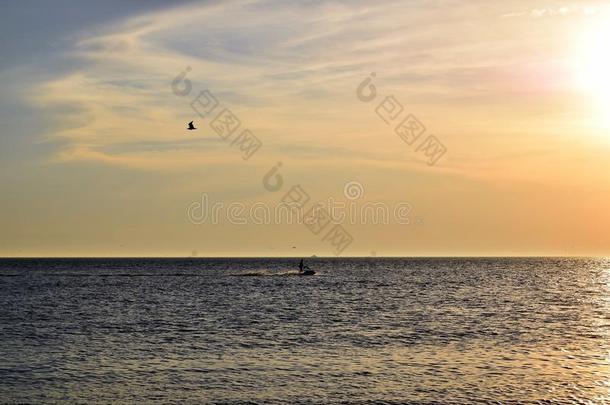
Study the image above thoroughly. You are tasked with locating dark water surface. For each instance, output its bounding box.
[1,257,609,404]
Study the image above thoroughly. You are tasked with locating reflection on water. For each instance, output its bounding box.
[0,257,609,403]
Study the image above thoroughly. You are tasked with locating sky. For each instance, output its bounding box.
[1,0,609,257]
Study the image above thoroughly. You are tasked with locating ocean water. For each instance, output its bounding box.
[0,257,609,404]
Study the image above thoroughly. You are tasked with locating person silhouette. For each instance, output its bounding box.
[299,258,304,273]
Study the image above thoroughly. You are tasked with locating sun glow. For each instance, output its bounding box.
[573,18,610,128]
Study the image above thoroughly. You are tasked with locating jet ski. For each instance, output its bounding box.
[297,259,316,275]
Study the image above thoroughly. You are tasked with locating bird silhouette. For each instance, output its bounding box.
[187,121,196,130]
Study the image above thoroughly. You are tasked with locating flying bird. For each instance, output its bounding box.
[187,121,196,130]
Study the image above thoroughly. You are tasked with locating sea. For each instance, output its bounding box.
[1,257,609,404]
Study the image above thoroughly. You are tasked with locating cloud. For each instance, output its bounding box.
[28,1,422,169]
[28,0,584,185]
[502,4,605,19]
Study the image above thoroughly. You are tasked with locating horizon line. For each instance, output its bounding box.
[0,255,607,259]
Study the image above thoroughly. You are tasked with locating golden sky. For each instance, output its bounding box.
[1,0,609,256]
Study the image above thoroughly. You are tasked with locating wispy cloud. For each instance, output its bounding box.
[502,3,606,19]
[28,0,595,185]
